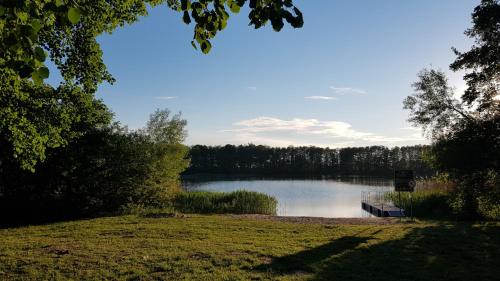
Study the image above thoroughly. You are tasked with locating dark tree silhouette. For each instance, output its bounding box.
[185,144,433,177]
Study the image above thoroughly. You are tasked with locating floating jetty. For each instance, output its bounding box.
[361,201,405,217]
[361,191,405,217]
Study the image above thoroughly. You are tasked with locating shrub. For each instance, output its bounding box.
[0,110,190,222]
[415,173,456,191]
[387,189,452,219]
[174,190,277,215]
[387,172,500,220]
[449,170,500,220]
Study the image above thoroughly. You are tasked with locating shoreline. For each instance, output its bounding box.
[225,214,400,225]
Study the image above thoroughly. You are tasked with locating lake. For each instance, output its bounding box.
[182,177,394,218]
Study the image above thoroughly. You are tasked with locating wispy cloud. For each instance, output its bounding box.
[155,96,178,100]
[329,86,367,95]
[221,117,426,147]
[400,126,420,131]
[247,86,257,91]
[400,126,424,139]
[304,96,337,100]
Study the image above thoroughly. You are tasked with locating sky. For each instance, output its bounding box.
[48,0,479,148]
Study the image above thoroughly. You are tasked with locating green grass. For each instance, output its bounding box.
[0,215,499,280]
[174,190,278,215]
[386,189,453,219]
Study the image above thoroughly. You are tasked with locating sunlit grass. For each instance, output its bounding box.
[0,215,498,280]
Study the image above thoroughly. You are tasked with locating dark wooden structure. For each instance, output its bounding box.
[361,191,405,217]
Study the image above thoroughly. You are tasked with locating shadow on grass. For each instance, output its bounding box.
[0,213,117,229]
[256,223,500,281]
[256,236,370,275]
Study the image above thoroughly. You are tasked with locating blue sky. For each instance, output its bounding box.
[50,0,479,147]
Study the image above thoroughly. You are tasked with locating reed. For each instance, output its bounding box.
[174,190,277,215]
[386,189,452,219]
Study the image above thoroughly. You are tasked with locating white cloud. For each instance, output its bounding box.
[221,117,427,147]
[247,86,257,91]
[400,126,420,131]
[304,96,337,100]
[400,126,425,140]
[155,96,178,100]
[329,86,367,95]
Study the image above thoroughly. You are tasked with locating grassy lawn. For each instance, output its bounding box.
[0,215,499,281]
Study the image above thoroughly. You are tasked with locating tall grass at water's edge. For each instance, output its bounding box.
[386,189,453,219]
[174,190,278,215]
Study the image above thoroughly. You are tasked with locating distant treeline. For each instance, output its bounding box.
[185,144,434,177]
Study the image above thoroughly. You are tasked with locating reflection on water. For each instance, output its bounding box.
[182,177,393,218]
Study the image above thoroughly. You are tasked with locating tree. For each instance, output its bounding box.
[185,144,432,176]
[403,0,499,160]
[450,0,500,112]
[0,79,112,171]
[0,109,189,221]
[403,69,476,140]
[0,0,304,171]
[142,109,190,203]
[144,109,187,144]
[403,0,500,219]
[1,0,304,88]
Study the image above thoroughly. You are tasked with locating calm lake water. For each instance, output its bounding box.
[182,177,394,218]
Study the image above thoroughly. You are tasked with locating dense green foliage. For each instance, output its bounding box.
[404,0,499,220]
[1,0,304,222]
[426,116,499,175]
[403,69,476,140]
[170,0,303,54]
[387,190,452,220]
[1,0,303,84]
[0,215,499,280]
[0,109,189,222]
[0,0,303,171]
[447,171,500,220]
[450,0,499,112]
[187,144,433,177]
[0,78,112,171]
[404,69,499,220]
[174,190,277,215]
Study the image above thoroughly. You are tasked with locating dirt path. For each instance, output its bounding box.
[227,214,400,225]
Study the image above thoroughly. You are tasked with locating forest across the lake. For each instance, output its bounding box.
[185,144,434,177]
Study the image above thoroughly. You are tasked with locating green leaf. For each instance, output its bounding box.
[55,0,65,7]
[34,47,46,62]
[219,19,227,30]
[229,3,240,14]
[181,0,191,11]
[20,25,35,36]
[227,0,240,13]
[37,66,50,79]
[19,65,35,78]
[31,19,42,33]
[32,73,43,85]
[191,2,202,13]
[68,8,81,24]
[183,11,191,24]
[16,12,29,22]
[190,40,198,50]
[200,40,212,54]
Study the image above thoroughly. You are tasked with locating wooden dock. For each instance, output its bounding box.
[361,201,405,217]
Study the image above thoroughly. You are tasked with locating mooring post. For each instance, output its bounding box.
[410,192,413,221]
[381,191,384,216]
[398,191,402,222]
